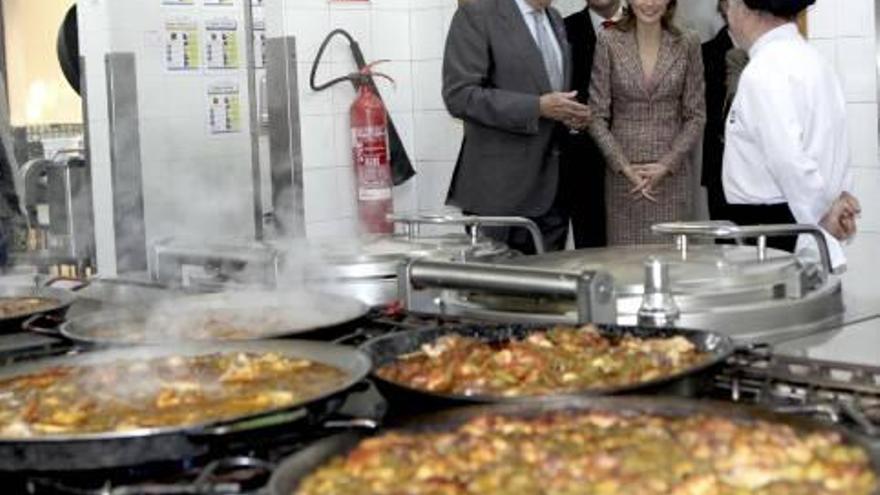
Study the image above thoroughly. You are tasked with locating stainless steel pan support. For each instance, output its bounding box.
[399,259,617,324]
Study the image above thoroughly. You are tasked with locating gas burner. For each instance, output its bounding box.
[331,308,465,347]
[26,457,273,495]
[713,347,880,436]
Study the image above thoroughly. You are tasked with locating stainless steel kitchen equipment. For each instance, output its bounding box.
[305,214,544,306]
[18,150,95,275]
[150,237,282,291]
[400,222,844,342]
[150,214,545,306]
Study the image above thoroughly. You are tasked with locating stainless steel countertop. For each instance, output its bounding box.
[776,293,880,366]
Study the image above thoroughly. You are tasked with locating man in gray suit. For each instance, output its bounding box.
[443,0,591,254]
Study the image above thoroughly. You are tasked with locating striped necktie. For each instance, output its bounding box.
[532,10,563,92]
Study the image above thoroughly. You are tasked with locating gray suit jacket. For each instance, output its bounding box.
[443,0,572,217]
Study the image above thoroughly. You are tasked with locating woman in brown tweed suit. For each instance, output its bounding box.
[588,0,706,245]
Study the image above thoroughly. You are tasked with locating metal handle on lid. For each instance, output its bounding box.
[652,222,833,279]
[400,259,616,324]
[389,214,546,254]
[637,257,680,327]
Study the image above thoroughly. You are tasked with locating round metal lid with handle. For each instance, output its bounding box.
[311,214,545,281]
[426,222,843,341]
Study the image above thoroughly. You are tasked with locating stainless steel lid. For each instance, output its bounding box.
[500,244,806,305]
[415,223,844,341]
[311,234,509,280]
[306,215,545,280]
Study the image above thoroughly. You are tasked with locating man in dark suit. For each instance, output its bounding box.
[562,0,622,248]
[443,0,591,254]
[702,0,740,221]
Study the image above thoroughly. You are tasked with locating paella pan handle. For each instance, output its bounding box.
[188,408,310,439]
[389,213,546,255]
[190,411,380,440]
[652,222,834,278]
[21,313,65,337]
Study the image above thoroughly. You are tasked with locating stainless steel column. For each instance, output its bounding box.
[266,36,306,238]
[78,56,97,270]
[242,0,264,240]
[105,52,147,272]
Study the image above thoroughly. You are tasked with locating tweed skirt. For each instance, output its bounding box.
[605,162,694,246]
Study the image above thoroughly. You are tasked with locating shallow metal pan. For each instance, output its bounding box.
[0,285,77,332]
[0,339,372,472]
[269,396,880,495]
[361,323,736,410]
[28,289,369,345]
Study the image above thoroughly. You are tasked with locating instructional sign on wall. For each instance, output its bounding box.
[164,18,200,71]
[207,82,242,134]
[205,18,239,70]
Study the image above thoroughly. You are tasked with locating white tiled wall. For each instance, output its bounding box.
[806,0,880,303]
[270,0,461,239]
[80,0,259,275]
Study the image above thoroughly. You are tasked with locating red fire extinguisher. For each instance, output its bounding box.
[350,63,395,234]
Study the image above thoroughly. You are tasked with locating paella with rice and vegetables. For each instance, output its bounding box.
[296,410,877,495]
[0,352,349,437]
[376,325,713,397]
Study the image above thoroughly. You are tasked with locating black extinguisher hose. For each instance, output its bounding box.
[310,29,416,186]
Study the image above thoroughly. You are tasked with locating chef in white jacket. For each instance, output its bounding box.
[722,0,860,271]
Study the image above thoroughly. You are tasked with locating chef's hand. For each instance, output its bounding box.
[539,91,591,125]
[821,192,861,240]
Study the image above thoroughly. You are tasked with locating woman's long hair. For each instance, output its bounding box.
[614,0,681,36]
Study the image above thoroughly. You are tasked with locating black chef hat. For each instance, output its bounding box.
[743,0,815,17]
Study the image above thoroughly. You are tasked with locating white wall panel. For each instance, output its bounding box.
[846,103,879,169]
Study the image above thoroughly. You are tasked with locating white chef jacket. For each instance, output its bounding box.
[513,0,564,82]
[722,23,852,270]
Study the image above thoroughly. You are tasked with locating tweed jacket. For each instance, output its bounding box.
[588,27,706,245]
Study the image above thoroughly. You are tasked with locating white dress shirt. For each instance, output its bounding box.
[513,0,564,83]
[722,24,852,269]
[588,4,624,33]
